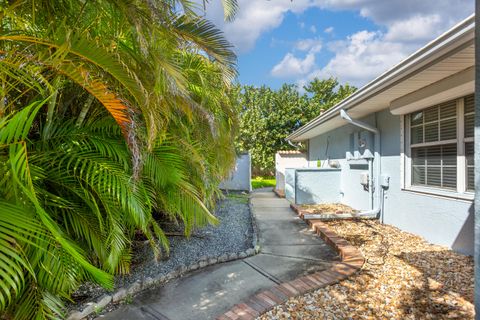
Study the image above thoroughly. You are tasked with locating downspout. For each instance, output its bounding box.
[340,109,382,218]
[286,138,301,149]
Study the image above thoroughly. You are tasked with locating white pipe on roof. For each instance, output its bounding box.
[339,110,379,135]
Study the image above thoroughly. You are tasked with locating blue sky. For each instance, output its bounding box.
[203,0,474,90]
[238,8,378,88]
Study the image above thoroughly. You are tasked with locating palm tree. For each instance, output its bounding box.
[0,0,239,318]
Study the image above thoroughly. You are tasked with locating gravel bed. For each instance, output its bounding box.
[259,220,474,320]
[71,192,253,308]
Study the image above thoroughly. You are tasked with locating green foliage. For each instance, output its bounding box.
[234,78,356,174]
[226,193,249,204]
[0,0,239,318]
[0,87,231,320]
[124,294,133,304]
[304,78,357,111]
[251,177,276,190]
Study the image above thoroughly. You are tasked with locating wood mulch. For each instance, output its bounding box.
[258,220,474,319]
[298,203,358,215]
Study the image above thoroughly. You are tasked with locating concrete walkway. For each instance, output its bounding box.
[100,190,338,320]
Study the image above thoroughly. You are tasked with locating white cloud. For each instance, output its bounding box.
[202,0,473,55]
[201,0,474,85]
[324,26,334,34]
[298,0,473,86]
[306,30,408,86]
[271,52,316,78]
[295,38,322,53]
[203,0,314,53]
[271,38,322,78]
[310,25,317,33]
[319,0,471,23]
[384,14,443,42]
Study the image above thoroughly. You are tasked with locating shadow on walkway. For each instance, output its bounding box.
[99,190,338,320]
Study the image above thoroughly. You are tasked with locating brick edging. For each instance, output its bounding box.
[273,189,285,198]
[290,203,305,218]
[217,203,364,320]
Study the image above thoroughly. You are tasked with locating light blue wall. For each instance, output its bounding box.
[295,168,341,205]
[308,114,377,211]
[308,109,474,255]
[285,168,296,203]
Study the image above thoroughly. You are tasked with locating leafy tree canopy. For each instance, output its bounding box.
[234,78,356,175]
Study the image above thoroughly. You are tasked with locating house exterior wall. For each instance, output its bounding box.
[275,152,307,191]
[219,153,252,191]
[308,114,377,211]
[308,109,474,255]
[285,168,296,203]
[295,168,341,204]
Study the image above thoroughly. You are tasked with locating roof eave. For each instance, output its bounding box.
[287,13,475,142]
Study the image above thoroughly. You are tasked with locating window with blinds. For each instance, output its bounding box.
[464,95,474,138]
[464,94,474,191]
[465,142,474,191]
[412,144,457,189]
[408,94,475,194]
[410,100,457,145]
[410,99,458,190]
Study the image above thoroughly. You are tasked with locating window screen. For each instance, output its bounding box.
[464,94,474,138]
[465,142,474,191]
[412,144,457,189]
[408,95,475,193]
[464,95,475,191]
[410,100,457,145]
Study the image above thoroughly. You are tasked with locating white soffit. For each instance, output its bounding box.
[288,14,475,142]
[290,43,474,141]
[390,66,474,115]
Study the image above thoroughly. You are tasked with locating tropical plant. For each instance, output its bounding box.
[0,0,239,318]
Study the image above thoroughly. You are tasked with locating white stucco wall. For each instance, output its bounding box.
[308,115,375,211]
[219,153,251,191]
[295,168,341,204]
[308,109,474,255]
[275,152,307,191]
[285,168,296,203]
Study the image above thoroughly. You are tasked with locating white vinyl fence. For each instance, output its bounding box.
[219,153,251,191]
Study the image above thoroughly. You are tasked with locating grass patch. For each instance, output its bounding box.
[252,177,276,189]
[226,193,249,204]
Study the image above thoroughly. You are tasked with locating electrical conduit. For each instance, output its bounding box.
[339,109,382,218]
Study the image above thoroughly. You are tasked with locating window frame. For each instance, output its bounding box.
[402,95,474,200]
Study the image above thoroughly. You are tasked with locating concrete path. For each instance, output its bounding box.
[99,190,338,320]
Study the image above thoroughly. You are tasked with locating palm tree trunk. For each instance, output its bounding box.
[42,76,61,139]
[0,78,5,118]
[76,95,95,127]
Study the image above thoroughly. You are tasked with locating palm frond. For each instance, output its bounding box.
[0,0,239,317]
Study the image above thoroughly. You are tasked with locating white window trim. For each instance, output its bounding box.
[400,115,405,189]
[410,139,457,148]
[456,98,465,193]
[401,95,474,201]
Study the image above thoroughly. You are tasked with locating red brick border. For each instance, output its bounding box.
[290,203,305,218]
[273,189,285,198]
[217,202,364,320]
